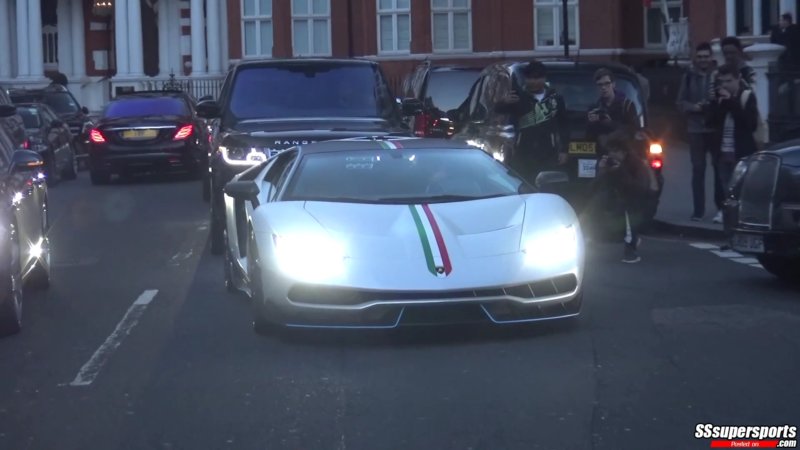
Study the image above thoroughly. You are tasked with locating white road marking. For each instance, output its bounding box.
[690,243,720,250]
[711,250,743,258]
[68,290,159,387]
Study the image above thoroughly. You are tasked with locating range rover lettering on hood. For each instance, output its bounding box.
[275,140,317,146]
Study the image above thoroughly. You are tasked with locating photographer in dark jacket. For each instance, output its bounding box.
[495,60,569,183]
[705,63,760,222]
[587,68,640,150]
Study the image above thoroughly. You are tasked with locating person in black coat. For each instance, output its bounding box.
[705,63,760,222]
[771,13,800,69]
[494,60,570,184]
[586,67,640,150]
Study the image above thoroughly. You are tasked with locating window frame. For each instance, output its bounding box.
[430,0,473,53]
[241,0,274,58]
[533,0,580,50]
[291,0,333,57]
[377,0,412,55]
[643,0,683,48]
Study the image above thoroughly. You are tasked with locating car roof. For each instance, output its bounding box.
[295,136,476,155]
[234,58,379,70]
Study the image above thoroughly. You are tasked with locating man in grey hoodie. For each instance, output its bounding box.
[677,42,721,222]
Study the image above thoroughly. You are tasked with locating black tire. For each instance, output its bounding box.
[27,202,51,290]
[223,228,239,294]
[90,169,111,185]
[61,145,78,180]
[0,234,23,337]
[757,255,800,283]
[209,186,225,255]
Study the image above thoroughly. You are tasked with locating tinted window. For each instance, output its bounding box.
[104,97,190,118]
[17,107,42,129]
[542,72,644,116]
[43,92,81,114]
[425,70,481,112]
[228,64,397,120]
[284,148,526,203]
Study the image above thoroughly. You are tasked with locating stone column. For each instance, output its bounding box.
[752,0,763,36]
[191,0,207,75]
[158,0,170,76]
[114,0,130,76]
[15,0,30,77]
[206,0,221,74]
[28,0,45,78]
[744,43,786,141]
[71,0,86,78]
[128,0,145,76]
[57,0,74,76]
[0,0,14,78]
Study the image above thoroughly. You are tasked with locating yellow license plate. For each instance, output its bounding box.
[122,129,158,139]
[569,142,596,155]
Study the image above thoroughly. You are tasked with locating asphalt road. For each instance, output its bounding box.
[0,172,798,450]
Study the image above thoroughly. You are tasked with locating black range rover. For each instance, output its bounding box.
[196,58,412,254]
[723,141,800,282]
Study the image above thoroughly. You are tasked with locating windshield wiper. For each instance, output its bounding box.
[377,194,512,204]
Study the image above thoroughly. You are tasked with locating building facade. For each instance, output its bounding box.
[0,0,796,111]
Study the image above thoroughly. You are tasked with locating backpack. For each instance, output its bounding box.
[740,89,767,151]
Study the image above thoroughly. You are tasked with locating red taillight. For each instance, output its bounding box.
[89,129,106,143]
[21,139,30,149]
[651,159,663,169]
[173,124,194,140]
[413,113,430,137]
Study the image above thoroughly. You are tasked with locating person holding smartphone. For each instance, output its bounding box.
[494,60,569,184]
[586,68,640,152]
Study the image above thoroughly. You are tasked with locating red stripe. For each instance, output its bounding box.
[421,204,452,275]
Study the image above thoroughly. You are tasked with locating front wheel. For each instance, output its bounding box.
[757,255,800,283]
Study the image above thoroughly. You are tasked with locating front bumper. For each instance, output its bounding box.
[258,272,583,329]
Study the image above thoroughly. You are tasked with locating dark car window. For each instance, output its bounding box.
[17,107,42,129]
[228,64,397,121]
[424,70,482,112]
[13,92,80,115]
[103,97,190,118]
[542,71,644,117]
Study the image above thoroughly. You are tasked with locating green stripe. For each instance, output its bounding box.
[408,205,437,275]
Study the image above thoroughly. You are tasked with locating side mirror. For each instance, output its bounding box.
[81,106,89,115]
[535,171,569,192]
[0,104,16,118]
[224,180,260,202]
[196,100,222,119]
[11,150,45,172]
[401,98,423,116]
[51,119,65,128]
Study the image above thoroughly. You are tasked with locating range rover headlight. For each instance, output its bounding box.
[220,145,266,166]
[729,159,749,190]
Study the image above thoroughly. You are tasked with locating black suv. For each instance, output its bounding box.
[449,60,664,219]
[196,58,412,254]
[8,84,93,163]
[0,88,27,150]
[399,63,482,138]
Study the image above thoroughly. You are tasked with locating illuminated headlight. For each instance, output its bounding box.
[729,159,749,189]
[273,233,346,282]
[220,145,266,166]
[465,139,485,150]
[492,151,505,162]
[522,225,579,267]
[11,192,23,205]
[648,143,663,155]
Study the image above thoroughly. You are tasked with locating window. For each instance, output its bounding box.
[431,0,471,52]
[534,0,579,48]
[242,0,273,57]
[103,98,190,118]
[644,0,682,47]
[292,0,331,56]
[377,0,411,54]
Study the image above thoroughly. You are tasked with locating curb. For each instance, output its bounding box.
[650,219,727,241]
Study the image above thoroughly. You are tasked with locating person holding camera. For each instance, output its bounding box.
[494,60,569,184]
[705,63,760,223]
[587,68,640,151]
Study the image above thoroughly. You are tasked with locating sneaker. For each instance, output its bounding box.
[712,211,723,223]
[622,244,641,263]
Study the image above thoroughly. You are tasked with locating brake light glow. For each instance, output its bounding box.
[173,124,194,140]
[413,113,430,137]
[651,159,663,169]
[649,143,663,155]
[89,129,106,143]
[21,139,30,149]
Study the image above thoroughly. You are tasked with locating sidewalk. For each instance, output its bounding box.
[652,139,726,239]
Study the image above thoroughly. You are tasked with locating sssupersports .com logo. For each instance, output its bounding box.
[696,424,798,448]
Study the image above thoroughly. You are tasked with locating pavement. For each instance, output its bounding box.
[653,138,727,239]
[0,171,798,450]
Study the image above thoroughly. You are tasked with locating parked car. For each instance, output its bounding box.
[16,103,78,182]
[0,118,52,336]
[221,137,584,334]
[8,84,93,164]
[447,60,665,220]
[196,58,412,255]
[399,62,482,138]
[0,87,29,150]
[722,140,800,282]
[86,91,210,184]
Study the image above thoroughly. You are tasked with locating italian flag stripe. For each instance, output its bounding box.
[378,140,402,150]
[409,204,452,277]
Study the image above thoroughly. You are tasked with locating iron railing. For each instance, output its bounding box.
[141,74,225,101]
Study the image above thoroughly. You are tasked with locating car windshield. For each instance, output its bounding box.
[283,147,528,203]
[545,72,644,117]
[425,70,482,112]
[228,64,397,121]
[103,97,190,118]
[11,92,80,115]
[17,107,42,129]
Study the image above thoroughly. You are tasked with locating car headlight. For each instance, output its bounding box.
[729,159,749,189]
[522,224,579,267]
[465,139,485,150]
[492,151,505,162]
[648,142,663,155]
[220,145,266,166]
[273,233,346,282]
